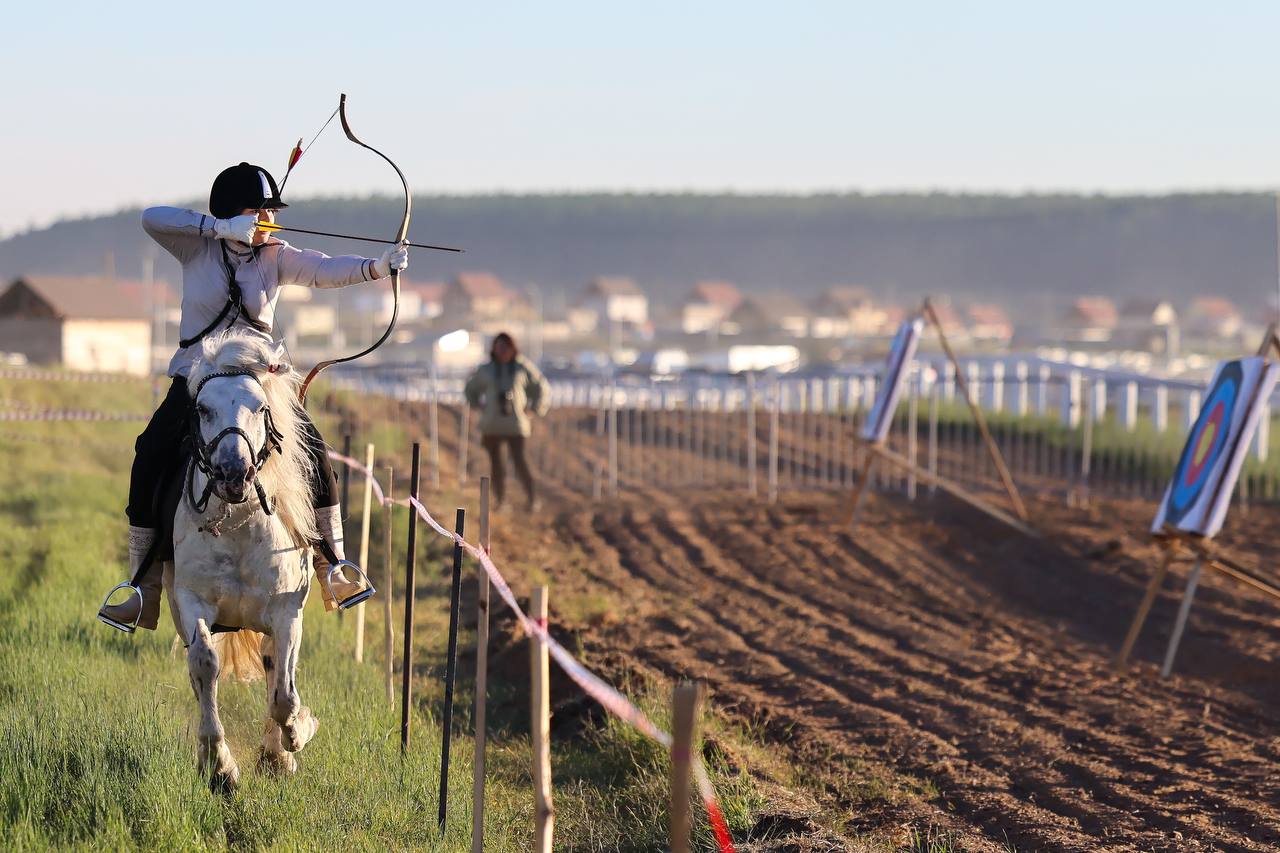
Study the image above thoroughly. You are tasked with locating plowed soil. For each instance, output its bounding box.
[333,394,1280,851]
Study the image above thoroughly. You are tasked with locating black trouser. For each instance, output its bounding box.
[126,376,338,527]
[481,434,535,506]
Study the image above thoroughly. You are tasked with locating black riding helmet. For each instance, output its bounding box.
[209,162,289,219]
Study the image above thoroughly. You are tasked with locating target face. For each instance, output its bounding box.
[1164,360,1242,526]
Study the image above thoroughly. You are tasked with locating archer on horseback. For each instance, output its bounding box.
[98,161,408,632]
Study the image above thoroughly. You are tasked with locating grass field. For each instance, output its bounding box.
[0,375,767,852]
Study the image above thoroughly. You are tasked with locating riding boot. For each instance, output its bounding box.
[98,526,163,632]
[312,504,372,611]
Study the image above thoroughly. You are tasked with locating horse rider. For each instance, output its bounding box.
[98,162,408,632]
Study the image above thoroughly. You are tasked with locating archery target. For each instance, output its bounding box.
[1153,357,1280,538]
[861,317,924,444]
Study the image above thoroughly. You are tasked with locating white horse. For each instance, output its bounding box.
[165,331,323,792]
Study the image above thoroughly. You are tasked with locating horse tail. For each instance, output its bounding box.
[214,629,266,682]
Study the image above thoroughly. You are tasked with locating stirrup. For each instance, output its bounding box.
[325,560,376,610]
[97,581,143,634]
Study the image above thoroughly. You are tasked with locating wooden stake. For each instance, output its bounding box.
[439,508,466,833]
[1115,545,1175,668]
[746,374,758,496]
[530,586,554,852]
[841,451,877,526]
[669,682,703,853]
[354,442,375,663]
[1161,558,1204,678]
[471,478,492,853]
[383,465,395,702]
[400,443,421,755]
[923,298,1029,521]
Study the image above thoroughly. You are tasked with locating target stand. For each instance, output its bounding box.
[1116,327,1280,677]
[841,297,1034,538]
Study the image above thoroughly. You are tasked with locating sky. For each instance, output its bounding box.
[5,1,1280,236]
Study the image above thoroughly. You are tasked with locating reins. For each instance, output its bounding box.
[185,369,284,517]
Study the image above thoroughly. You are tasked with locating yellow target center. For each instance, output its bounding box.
[1192,422,1217,467]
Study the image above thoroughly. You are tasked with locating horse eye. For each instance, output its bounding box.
[196,404,211,418]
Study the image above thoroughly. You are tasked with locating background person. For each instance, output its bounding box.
[464,332,550,510]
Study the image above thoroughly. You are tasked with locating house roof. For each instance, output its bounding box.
[0,275,148,321]
[1066,296,1118,328]
[967,304,1010,327]
[404,280,446,302]
[688,280,742,309]
[1187,296,1240,320]
[451,272,508,298]
[731,293,809,320]
[587,276,643,298]
[815,285,873,311]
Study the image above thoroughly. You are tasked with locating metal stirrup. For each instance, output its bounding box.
[97,581,143,634]
[324,560,376,609]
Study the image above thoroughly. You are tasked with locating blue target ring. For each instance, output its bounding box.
[1166,361,1242,525]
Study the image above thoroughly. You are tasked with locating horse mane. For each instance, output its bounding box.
[187,332,319,546]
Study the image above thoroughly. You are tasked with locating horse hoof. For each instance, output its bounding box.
[257,748,297,776]
[209,763,240,796]
[282,710,319,753]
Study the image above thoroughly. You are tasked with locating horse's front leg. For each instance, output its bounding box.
[269,614,318,753]
[187,617,240,793]
[256,642,296,774]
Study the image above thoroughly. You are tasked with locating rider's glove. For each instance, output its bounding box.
[213,214,259,243]
[373,241,410,278]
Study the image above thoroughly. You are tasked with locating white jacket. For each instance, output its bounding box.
[143,207,379,377]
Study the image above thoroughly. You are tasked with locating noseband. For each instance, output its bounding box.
[186,369,285,516]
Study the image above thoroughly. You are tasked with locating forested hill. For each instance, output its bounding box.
[3,193,1276,319]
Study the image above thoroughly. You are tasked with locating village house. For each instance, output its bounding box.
[966,304,1014,346]
[1183,296,1243,343]
[1116,298,1179,355]
[351,279,446,325]
[1059,296,1118,344]
[577,276,649,331]
[680,280,742,334]
[0,275,152,375]
[809,286,889,337]
[441,272,529,324]
[723,294,810,338]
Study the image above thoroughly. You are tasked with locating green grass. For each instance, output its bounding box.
[0,376,767,851]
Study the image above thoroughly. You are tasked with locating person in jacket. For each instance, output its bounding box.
[97,161,407,634]
[464,333,550,510]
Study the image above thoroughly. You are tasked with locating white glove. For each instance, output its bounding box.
[374,241,410,278]
[214,214,258,243]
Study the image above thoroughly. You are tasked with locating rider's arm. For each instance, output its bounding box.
[141,206,217,264]
[464,368,488,408]
[273,243,379,289]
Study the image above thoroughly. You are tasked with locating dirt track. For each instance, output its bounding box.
[531,486,1280,851]
[334,395,1280,850]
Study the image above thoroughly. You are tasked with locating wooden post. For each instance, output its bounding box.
[768,380,780,504]
[400,444,421,755]
[1115,546,1175,667]
[746,374,758,496]
[471,478,492,853]
[355,442,375,663]
[340,432,352,518]
[1161,558,1203,678]
[669,682,703,853]
[928,380,939,496]
[1078,385,1094,509]
[530,586,554,852]
[383,465,395,702]
[439,508,466,833]
[923,298,1029,521]
[429,363,442,489]
[907,375,919,500]
[458,405,470,485]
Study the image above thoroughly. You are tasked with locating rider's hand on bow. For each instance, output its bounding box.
[213,214,259,244]
[374,240,410,278]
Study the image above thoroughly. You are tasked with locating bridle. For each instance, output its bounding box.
[186,369,284,516]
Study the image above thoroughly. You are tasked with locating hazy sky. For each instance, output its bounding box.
[5,1,1280,235]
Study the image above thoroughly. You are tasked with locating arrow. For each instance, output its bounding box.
[255,221,464,253]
